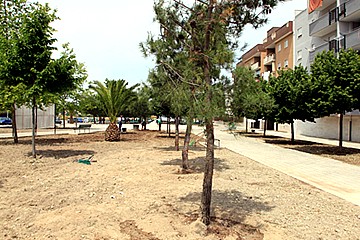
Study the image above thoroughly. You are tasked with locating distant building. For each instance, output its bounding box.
[15,105,55,129]
[236,0,360,142]
[238,22,294,81]
[293,0,360,142]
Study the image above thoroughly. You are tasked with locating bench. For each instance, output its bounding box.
[75,124,92,133]
[133,124,139,130]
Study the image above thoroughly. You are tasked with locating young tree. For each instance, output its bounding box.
[0,0,31,143]
[268,66,313,142]
[145,0,283,225]
[90,79,138,141]
[128,84,152,130]
[310,49,360,148]
[2,3,86,157]
[231,66,274,134]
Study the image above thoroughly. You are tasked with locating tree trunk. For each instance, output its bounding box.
[35,105,38,136]
[175,116,179,151]
[62,109,66,128]
[105,122,120,141]
[31,97,36,158]
[11,103,18,144]
[182,119,192,170]
[54,104,56,135]
[201,120,215,226]
[263,119,267,137]
[167,117,171,137]
[245,118,248,133]
[339,113,343,148]
[291,121,295,143]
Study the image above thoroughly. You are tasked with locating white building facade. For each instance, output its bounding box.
[292,0,360,142]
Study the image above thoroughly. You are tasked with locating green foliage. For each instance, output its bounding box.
[127,83,152,118]
[231,66,273,120]
[90,79,138,122]
[310,49,360,116]
[142,0,284,225]
[268,66,313,124]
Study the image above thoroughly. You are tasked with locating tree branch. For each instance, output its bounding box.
[160,61,201,87]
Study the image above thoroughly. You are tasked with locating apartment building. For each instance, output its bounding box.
[293,0,360,142]
[263,22,294,78]
[238,22,294,80]
[237,44,266,78]
[307,0,360,62]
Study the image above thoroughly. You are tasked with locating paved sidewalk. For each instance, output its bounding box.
[211,122,360,207]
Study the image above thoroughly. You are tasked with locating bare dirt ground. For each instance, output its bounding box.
[1,130,360,240]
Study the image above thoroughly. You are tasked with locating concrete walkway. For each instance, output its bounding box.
[210,122,360,207]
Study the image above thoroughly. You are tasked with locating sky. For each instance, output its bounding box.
[37,0,308,87]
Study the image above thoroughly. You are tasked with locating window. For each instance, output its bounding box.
[284,40,288,48]
[277,63,281,69]
[284,59,289,68]
[278,44,281,52]
[297,50,302,61]
[297,27,303,38]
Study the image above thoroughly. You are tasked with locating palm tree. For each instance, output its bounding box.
[90,79,138,141]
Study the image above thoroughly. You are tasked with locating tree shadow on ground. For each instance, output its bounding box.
[154,145,205,152]
[160,157,230,173]
[30,149,96,159]
[156,135,186,139]
[287,145,360,156]
[179,189,274,223]
[264,139,319,146]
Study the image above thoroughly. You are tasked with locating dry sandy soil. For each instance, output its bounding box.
[0,130,360,240]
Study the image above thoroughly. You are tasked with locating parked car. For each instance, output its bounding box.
[55,118,62,124]
[0,117,12,125]
[67,117,84,123]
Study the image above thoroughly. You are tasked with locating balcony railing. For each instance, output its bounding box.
[309,11,336,37]
[341,0,360,20]
[345,28,360,50]
[263,54,275,65]
[251,62,260,70]
[309,43,328,63]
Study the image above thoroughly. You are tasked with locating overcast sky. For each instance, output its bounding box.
[37,0,307,86]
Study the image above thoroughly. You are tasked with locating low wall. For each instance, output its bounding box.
[296,115,360,142]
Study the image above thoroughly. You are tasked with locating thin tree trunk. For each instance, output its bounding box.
[201,120,215,226]
[263,119,267,137]
[62,109,66,128]
[11,103,18,143]
[54,104,56,135]
[35,105,38,136]
[291,121,295,143]
[32,97,36,158]
[245,118,248,133]
[339,113,343,149]
[182,119,192,170]
[201,0,215,225]
[167,117,171,137]
[175,116,179,151]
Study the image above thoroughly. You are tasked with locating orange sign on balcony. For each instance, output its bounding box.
[308,0,323,13]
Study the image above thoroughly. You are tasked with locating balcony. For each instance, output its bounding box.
[263,54,275,65]
[309,10,337,37]
[251,62,260,70]
[345,27,360,50]
[309,43,329,63]
[341,0,360,22]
